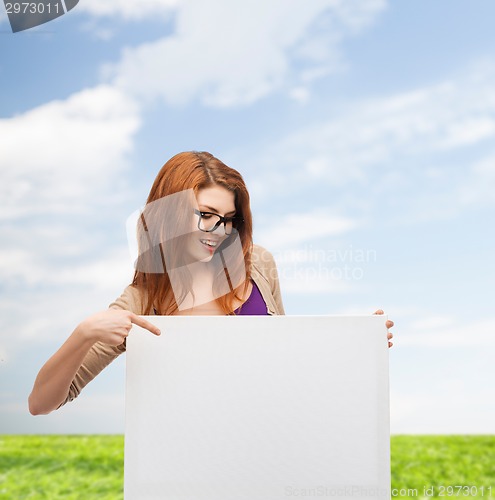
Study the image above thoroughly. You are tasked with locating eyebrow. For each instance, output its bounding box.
[200,205,237,216]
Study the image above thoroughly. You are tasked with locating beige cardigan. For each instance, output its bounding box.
[60,243,284,406]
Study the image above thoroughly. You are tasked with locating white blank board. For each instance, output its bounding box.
[125,316,390,500]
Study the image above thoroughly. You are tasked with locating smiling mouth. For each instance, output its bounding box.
[200,238,219,248]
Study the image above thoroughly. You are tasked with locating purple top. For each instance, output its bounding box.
[234,280,268,315]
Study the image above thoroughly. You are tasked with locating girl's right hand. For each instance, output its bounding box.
[76,309,161,346]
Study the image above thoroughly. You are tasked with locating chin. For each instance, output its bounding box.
[198,253,215,263]
[188,245,216,264]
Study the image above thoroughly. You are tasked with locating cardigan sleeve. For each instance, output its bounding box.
[267,253,285,315]
[58,285,142,407]
[251,244,285,315]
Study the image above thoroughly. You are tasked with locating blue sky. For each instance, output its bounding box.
[1,0,494,434]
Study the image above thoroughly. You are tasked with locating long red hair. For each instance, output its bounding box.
[132,151,253,315]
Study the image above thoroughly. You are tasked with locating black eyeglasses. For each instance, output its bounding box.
[194,209,243,235]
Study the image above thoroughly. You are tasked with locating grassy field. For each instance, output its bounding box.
[391,436,495,498]
[0,435,494,499]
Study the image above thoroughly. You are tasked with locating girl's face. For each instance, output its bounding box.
[189,185,236,263]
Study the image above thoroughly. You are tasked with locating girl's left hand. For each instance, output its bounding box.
[374,309,394,348]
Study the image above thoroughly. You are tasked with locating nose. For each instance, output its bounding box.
[211,222,227,236]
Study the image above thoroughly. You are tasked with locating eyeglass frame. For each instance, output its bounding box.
[193,208,244,235]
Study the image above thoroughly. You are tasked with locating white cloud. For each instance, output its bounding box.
[243,60,495,225]
[437,116,495,150]
[278,271,352,294]
[105,0,386,108]
[273,71,495,182]
[0,84,142,354]
[77,0,178,20]
[458,154,495,207]
[256,209,357,250]
[472,155,495,176]
[54,248,135,290]
[0,243,133,293]
[288,87,311,104]
[398,317,495,348]
[408,315,455,331]
[0,85,140,219]
[390,386,495,434]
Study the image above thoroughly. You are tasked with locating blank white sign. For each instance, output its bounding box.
[125,316,390,500]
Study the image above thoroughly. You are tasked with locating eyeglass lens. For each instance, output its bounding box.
[198,213,233,234]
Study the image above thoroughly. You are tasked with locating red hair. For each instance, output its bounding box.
[132,151,253,315]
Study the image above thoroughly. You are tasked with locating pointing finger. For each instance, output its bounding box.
[129,313,161,336]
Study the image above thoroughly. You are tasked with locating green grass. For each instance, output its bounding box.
[0,435,494,499]
[0,435,124,499]
[391,435,495,498]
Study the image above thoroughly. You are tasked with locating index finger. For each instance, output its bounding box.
[129,312,161,335]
